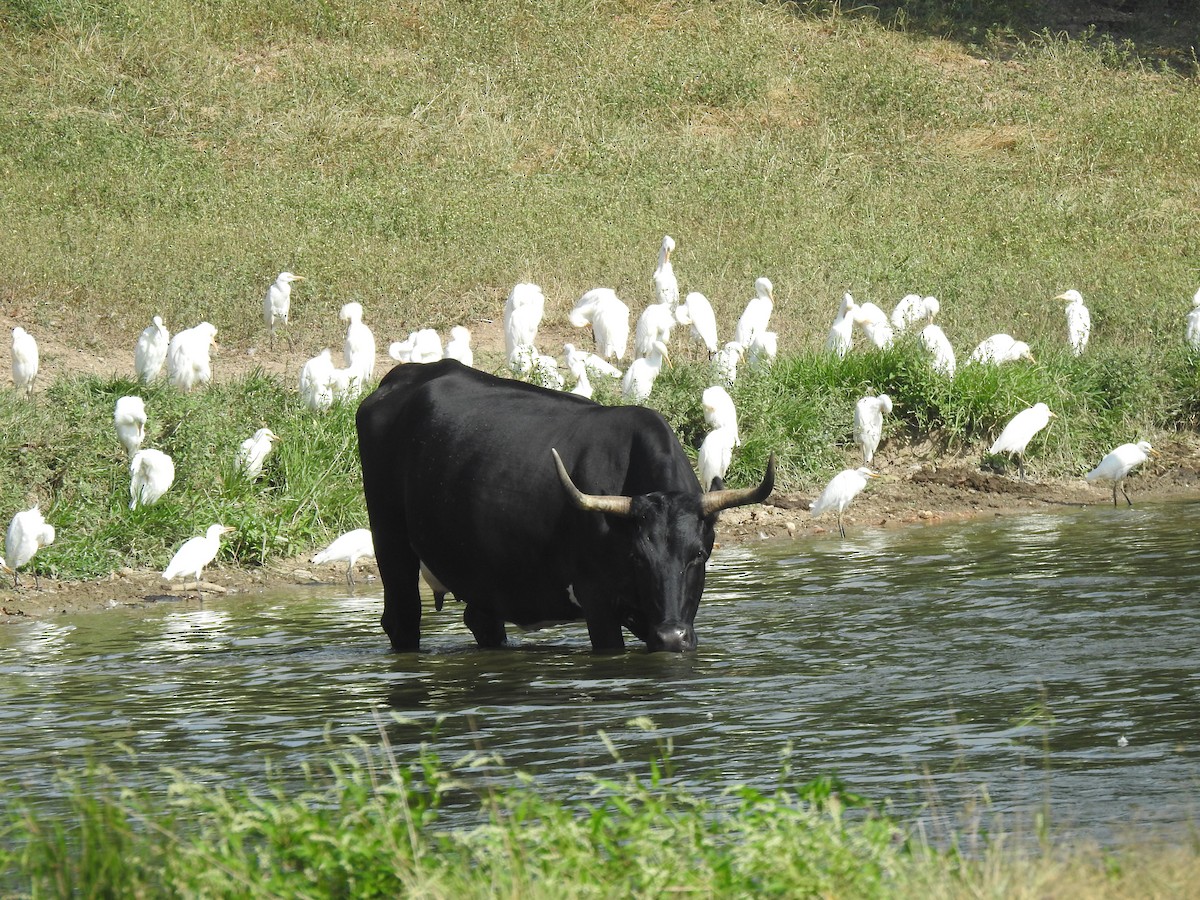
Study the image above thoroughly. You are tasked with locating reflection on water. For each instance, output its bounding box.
[0,501,1198,841]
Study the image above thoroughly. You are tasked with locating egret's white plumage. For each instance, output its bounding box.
[1186,288,1200,350]
[569,288,630,361]
[236,427,280,480]
[702,385,739,444]
[162,524,234,590]
[622,341,669,403]
[134,316,170,383]
[504,283,546,361]
[675,291,719,355]
[734,277,774,349]
[748,330,777,373]
[443,326,473,367]
[989,402,1055,480]
[340,302,376,384]
[5,506,54,588]
[129,448,175,509]
[654,235,679,307]
[328,365,364,403]
[826,294,858,358]
[564,343,621,380]
[1058,289,1091,356]
[853,302,894,349]
[968,333,1034,366]
[114,395,147,459]
[312,528,375,585]
[920,323,957,377]
[393,328,443,364]
[698,426,737,490]
[11,327,38,398]
[810,467,878,538]
[634,289,677,358]
[853,394,893,465]
[714,341,744,385]
[299,348,336,412]
[891,294,940,332]
[1086,441,1158,507]
[166,322,218,391]
[569,367,593,398]
[263,272,303,340]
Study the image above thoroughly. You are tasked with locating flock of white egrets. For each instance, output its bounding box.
[5,243,1199,590]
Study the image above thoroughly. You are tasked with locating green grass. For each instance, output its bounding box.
[2,725,1196,898]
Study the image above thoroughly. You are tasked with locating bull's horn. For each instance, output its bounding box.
[700,452,776,517]
[551,449,635,518]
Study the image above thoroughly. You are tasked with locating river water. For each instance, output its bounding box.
[1,500,1198,843]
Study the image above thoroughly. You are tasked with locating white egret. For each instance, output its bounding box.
[702,384,739,444]
[853,394,893,465]
[162,524,234,598]
[236,427,280,480]
[1086,440,1158,507]
[504,282,546,361]
[129,448,176,509]
[653,235,679,307]
[748,330,777,373]
[967,333,1035,366]
[675,291,719,356]
[134,315,170,383]
[890,294,939,332]
[1059,289,1091,356]
[311,528,375,586]
[714,341,744,385]
[1186,288,1200,350]
[443,326,473,367]
[634,278,677,358]
[166,322,218,391]
[920,323,957,377]
[989,402,1055,481]
[810,467,879,538]
[11,327,38,398]
[569,367,593,398]
[826,293,858,358]
[5,506,55,588]
[114,395,147,459]
[734,277,774,349]
[697,426,737,490]
[328,365,364,403]
[263,272,304,343]
[407,328,443,364]
[564,343,621,380]
[530,354,565,390]
[299,348,336,412]
[622,340,669,403]
[569,288,630,361]
[853,302,894,349]
[340,302,376,384]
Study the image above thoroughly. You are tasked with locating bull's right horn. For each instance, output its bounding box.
[551,448,635,518]
[700,452,776,517]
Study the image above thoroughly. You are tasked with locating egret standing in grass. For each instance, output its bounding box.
[634,273,678,358]
[263,272,304,345]
[5,506,55,588]
[826,293,858,358]
[11,327,38,398]
[1086,441,1159,507]
[697,426,737,490]
[967,333,1035,366]
[311,528,375,586]
[675,291,719,357]
[920,323,957,377]
[236,428,280,480]
[734,277,774,349]
[1059,289,1091,356]
[1185,288,1200,350]
[503,283,546,362]
[853,301,894,350]
[989,402,1056,481]
[167,322,218,391]
[114,396,147,459]
[854,394,893,465]
[702,385,739,443]
[714,341,744,385]
[299,348,336,412]
[443,326,474,367]
[570,288,630,362]
[134,315,169,383]
[163,524,234,599]
[653,235,679,306]
[129,448,175,509]
[622,340,669,403]
[340,302,376,385]
[810,467,879,538]
[748,330,777,373]
[891,294,939,333]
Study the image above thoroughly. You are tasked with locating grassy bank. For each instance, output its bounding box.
[3,337,1198,581]
[1,730,1196,898]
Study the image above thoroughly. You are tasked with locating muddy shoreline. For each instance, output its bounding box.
[4,440,1198,622]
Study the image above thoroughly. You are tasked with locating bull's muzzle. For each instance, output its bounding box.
[653,624,696,653]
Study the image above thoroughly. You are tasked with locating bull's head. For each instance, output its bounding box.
[551,449,775,652]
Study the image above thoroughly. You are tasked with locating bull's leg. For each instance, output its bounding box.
[374,533,422,652]
[585,617,626,652]
[463,602,507,648]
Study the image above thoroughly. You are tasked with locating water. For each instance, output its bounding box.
[2,500,1199,842]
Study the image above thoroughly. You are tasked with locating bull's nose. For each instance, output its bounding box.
[653,625,696,653]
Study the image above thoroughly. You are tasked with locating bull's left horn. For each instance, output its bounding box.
[551,448,635,518]
[700,452,776,517]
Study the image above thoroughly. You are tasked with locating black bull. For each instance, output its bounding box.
[356,359,774,652]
